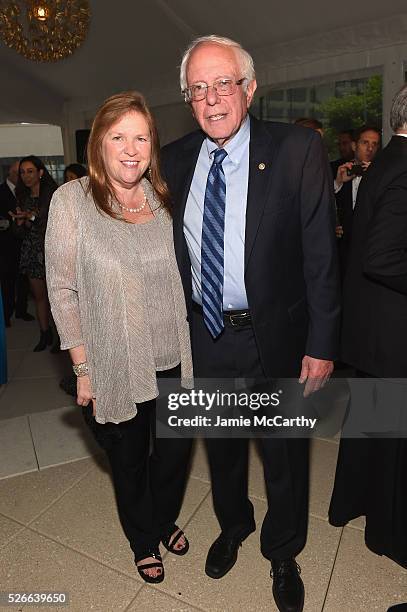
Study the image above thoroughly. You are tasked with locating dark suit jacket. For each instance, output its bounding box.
[341,135,407,376]
[331,136,407,569]
[335,179,354,280]
[161,115,340,377]
[0,181,17,214]
[0,181,18,257]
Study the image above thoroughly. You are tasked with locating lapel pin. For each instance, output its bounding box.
[258,163,266,170]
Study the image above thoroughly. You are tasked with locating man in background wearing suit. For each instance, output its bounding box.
[330,85,407,575]
[162,35,340,612]
[334,126,380,280]
[0,161,33,326]
[330,129,354,178]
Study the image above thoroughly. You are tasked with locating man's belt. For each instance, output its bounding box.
[192,302,252,327]
[223,310,251,327]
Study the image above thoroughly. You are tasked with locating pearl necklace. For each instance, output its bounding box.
[118,186,147,213]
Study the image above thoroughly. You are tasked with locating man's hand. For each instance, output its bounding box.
[298,355,333,397]
[335,225,344,238]
[335,162,355,188]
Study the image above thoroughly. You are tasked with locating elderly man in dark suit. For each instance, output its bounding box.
[329,85,407,574]
[162,35,340,612]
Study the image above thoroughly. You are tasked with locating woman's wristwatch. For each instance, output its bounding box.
[72,362,89,377]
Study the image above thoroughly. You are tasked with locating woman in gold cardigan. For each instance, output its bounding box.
[45,91,193,583]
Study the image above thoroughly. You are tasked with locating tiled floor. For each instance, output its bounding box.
[0,318,406,611]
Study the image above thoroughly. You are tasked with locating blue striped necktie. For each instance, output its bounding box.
[201,148,227,338]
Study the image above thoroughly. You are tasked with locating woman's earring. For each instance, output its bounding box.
[148,167,152,180]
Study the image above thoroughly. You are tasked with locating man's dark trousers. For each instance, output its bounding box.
[191,306,309,560]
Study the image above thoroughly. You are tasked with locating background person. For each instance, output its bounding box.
[329,84,407,574]
[330,129,354,177]
[0,161,19,327]
[0,161,34,326]
[63,163,87,183]
[11,156,57,351]
[294,117,324,136]
[334,126,380,279]
[45,91,193,583]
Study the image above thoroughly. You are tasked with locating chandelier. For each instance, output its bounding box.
[0,0,91,62]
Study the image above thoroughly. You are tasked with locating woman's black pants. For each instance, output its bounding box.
[92,396,192,557]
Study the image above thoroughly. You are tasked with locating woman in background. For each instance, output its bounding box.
[63,163,87,183]
[12,156,57,351]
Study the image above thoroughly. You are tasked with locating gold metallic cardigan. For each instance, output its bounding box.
[45,177,193,424]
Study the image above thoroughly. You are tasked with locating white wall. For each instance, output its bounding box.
[60,98,197,164]
[0,124,64,158]
[152,102,197,146]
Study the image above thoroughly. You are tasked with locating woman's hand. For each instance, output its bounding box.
[77,375,96,416]
[8,207,29,226]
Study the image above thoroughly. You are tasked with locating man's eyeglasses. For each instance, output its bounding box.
[182,77,247,103]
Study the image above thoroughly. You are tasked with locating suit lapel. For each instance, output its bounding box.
[245,115,278,268]
[172,132,204,274]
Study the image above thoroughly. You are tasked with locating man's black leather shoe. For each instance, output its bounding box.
[271,558,304,612]
[205,530,254,579]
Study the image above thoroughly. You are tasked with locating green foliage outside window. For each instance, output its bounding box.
[318,75,382,157]
[253,75,383,160]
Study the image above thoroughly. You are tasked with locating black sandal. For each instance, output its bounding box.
[161,527,189,556]
[135,550,164,584]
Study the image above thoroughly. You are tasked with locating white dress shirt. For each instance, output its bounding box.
[184,116,250,310]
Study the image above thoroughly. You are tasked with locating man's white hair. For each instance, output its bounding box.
[390,84,407,132]
[179,35,256,93]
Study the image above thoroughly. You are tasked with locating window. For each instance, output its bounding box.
[0,156,65,185]
[43,156,65,185]
[252,74,383,159]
